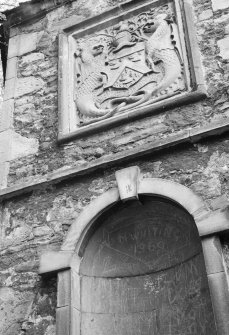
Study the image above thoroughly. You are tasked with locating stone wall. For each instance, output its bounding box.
[0,0,228,187]
[1,137,229,334]
[0,0,229,334]
[0,0,28,103]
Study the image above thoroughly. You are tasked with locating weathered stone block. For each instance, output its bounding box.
[202,236,224,275]
[210,194,229,210]
[5,57,17,80]
[199,9,213,21]
[197,208,229,236]
[218,37,229,59]
[44,325,56,335]
[39,251,73,275]
[208,272,229,334]
[0,99,14,132]
[71,308,80,335]
[0,129,38,164]
[15,76,44,98]
[212,0,229,11]
[20,52,45,65]
[3,77,16,100]
[71,270,81,310]
[57,270,71,307]
[225,24,229,35]
[0,130,10,162]
[9,27,19,38]
[0,162,9,189]
[33,225,53,237]
[18,32,40,56]
[10,131,39,160]
[115,166,140,201]
[56,306,70,335]
[7,35,20,59]
[7,32,42,58]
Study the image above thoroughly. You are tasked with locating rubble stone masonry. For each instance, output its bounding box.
[0,0,229,334]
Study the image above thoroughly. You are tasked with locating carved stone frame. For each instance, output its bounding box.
[57,0,207,143]
[40,166,229,335]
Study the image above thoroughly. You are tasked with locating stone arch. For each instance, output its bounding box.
[61,174,208,253]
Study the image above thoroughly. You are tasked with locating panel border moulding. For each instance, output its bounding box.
[58,0,206,143]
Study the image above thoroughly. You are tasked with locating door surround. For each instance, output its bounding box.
[39,166,229,335]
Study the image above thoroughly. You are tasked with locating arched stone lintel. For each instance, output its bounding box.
[39,173,229,275]
[61,176,211,254]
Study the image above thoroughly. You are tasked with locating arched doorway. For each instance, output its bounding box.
[79,195,217,335]
[39,170,229,335]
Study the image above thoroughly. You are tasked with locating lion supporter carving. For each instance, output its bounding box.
[74,5,185,126]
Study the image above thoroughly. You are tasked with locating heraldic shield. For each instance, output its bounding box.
[73,2,186,126]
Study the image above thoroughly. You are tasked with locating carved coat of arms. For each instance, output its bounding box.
[74,6,185,126]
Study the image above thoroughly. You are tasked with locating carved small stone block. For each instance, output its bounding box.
[58,0,205,140]
[115,166,140,201]
[39,251,73,275]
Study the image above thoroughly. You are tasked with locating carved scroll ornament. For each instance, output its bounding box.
[74,5,185,126]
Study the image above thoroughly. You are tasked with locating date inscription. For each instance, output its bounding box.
[79,196,217,335]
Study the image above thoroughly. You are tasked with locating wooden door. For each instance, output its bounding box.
[79,196,217,335]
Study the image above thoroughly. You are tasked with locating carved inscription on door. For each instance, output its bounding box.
[79,197,217,335]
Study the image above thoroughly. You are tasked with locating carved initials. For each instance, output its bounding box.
[115,166,140,201]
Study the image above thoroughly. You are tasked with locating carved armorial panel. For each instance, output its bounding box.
[58,0,205,142]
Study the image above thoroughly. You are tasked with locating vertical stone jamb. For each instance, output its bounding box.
[57,269,72,335]
[202,236,229,335]
[70,267,81,335]
[56,256,81,335]
[0,33,18,189]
